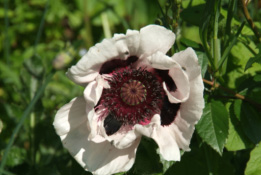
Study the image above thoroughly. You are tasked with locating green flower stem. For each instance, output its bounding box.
[30,76,37,166]
[201,27,216,71]
[157,0,169,29]
[213,0,221,70]
[30,113,36,165]
[213,39,220,69]
[225,0,236,37]
[0,73,53,175]
[33,0,49,54]
[101,12,112,38]
[217,22,245,70]
[83,1,94,48]
[172,0,181,32]
[4,0,10,65]
[200,5,216,72]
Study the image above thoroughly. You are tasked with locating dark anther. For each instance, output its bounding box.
[146,108,151,113]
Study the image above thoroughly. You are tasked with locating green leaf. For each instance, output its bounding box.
[225,104,253,151]
[245,144,261,175]
[0,62,21,88]
[245,54,261,71]
[237,75,261,104]
[160,159,175,174]
[254,73,261,82]
[5,146,26,167]
[128,137,163,175]
[165,142,234,175]
[164,145,208,175]
[227,41,259,89]
[196,100,229,155]
[196,51,208,77]
[180,4,205,26]
[180,38,200,49]
[234,100,261,144]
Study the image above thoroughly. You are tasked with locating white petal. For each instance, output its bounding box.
[173,74,204,150]
[172,111,193,151]
[125,29,141,56]
[83,76,109,140]
[112,34,131,59]
[113,29,141,56]
[135,115,181,161]
[67,38,124,85]
[163,65,190,103]
[67,25,175,85]
[112,128,142,149]
[53,97,139,175]
[179,74,204,124]
[152,126,181,161]
[172,47,201,81]
[53,97,87,137]
[83,75,108,106]
[138,25,175,58]
[147,51,177,70]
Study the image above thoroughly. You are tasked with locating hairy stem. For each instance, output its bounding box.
[241,0,261,42]
[203,79,261,110]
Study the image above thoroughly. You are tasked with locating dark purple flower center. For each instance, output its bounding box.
[96,58,181,136]
[99,67,163,127]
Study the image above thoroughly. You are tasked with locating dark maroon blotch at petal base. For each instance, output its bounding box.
[156,69,177,91]
[99,56,138,74]
[160,96,180,126]
[104,113,123,136]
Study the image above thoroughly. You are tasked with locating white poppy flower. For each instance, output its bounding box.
[53,25,204,175]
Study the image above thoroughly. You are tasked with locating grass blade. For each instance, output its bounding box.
[0,73,53,174]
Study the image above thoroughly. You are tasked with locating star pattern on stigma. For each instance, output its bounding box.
[120,79,147,106]
[96,67,164,135]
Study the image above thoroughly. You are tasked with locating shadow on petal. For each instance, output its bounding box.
[61,97,139,175]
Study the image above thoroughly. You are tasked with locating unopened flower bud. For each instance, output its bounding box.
[52,52,72,70]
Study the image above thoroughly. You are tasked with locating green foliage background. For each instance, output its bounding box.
[0,0,261,175]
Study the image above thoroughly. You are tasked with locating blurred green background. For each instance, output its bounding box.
[1,0,261,175]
